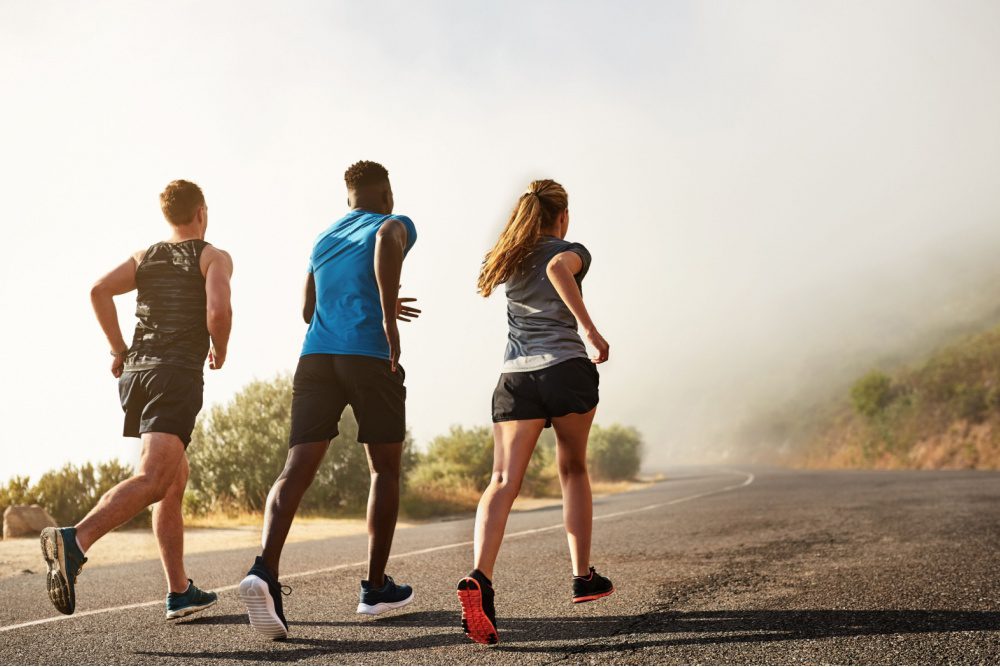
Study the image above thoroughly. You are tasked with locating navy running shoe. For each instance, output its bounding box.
[239,556,290,639]
[357,575,414,615]
[572,566,614,603]
[457,569,498,645]
[40,527,87,615]
[166,579,219,619]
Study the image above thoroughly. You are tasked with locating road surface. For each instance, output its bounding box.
[0,468,997,665]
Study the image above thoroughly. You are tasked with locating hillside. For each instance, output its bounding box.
[777,324,1000,469]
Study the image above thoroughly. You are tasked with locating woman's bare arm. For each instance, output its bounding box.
[546,251,609,363]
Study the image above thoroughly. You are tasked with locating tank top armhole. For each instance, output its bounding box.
[135,242,159,270]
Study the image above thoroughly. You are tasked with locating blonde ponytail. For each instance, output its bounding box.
[477,179,568,297]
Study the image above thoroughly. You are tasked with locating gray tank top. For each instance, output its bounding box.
[502,237,592,372]
[124,240,210,373]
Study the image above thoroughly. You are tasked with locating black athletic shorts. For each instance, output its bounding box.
[492,356,599,428]
[118,367,204,447]
[289,354,406,446]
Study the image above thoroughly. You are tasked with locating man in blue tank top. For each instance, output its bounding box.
[239,161,421,639]
[40,180,232,620]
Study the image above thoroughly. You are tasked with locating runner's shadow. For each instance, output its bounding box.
[147,608,1000,661]
[496,609,1000,654]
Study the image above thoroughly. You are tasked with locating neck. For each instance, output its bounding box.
[168,223,204,242]
[351,202,389,215]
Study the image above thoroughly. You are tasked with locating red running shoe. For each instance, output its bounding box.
[573,566,615,603]
[457,570,498,645]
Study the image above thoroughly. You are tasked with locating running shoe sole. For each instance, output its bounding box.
[165,598,218,619]
[239,575,287,640]
[573,586,615,603]
[40,527,74,615]
[356,591,415,615]
[457,578,498,645]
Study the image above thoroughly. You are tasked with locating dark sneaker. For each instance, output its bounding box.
[357,574,414,615]
[166,579,219,619]
[573,566,614,603]
[40,527,87,615]
[239,556,290,640]
[457,569,498,645]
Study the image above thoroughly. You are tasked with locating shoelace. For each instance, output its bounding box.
[280,584,293,596]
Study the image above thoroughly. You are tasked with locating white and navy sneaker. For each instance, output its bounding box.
[357,575,414,615]
[40,527,87,615]
[166,579,218,619]
[239,556,290,640]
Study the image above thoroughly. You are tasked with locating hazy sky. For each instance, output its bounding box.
[3,1,1000,481]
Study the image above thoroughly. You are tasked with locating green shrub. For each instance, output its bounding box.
[0,475,37,517]
[952,383,989,423]
[187,374,416,515]
[587,424,643,480]
[0,461,136,526]
[851,370,894,419]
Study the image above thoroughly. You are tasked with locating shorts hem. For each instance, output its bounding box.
[357,433,407,445]
[289,430,340,447]
[136,425,193,448]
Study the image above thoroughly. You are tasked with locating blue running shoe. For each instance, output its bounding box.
[40,527,87,615]
[166,579,219,619]
[357,575,414,615]
[239,556,290,640]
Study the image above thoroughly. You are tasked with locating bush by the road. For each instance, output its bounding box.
[402,427,559,517]
[0,460,137,526]
[4,374,646,523]
[851,370,894,419]
[588,424,644,480]
[186,374,417,516]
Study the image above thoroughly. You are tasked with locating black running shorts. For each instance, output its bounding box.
[118,367,204,447]
[289,354,406,446]
[492,356,599,428]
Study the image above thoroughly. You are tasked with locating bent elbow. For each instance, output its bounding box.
[90,282,108,301]
[207,307,232,328]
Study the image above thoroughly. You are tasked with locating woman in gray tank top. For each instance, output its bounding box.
[456,179,614,645]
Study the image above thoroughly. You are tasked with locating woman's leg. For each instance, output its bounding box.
[551,407,597,576]
[472,419,546,579]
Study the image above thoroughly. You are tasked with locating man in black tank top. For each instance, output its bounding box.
[40,180,234,620]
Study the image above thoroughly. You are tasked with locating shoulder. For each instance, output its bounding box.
[563,241,591,264]
[377,215,414,241]
[382,214,416,251]
[200,245,234,275]
[546,241,592,275]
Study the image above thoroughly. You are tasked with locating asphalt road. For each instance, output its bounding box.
[1,468,998,665]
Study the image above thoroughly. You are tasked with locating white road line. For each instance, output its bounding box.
[0,468,754,634]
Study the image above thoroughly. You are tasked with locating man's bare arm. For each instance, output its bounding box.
[91,253,141,378]
[203,247,234,370]
[374,219,407,371]
[303,273,316,324]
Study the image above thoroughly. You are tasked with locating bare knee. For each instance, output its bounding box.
[370,468,400,484]
[279,443,328,483]
[490,471,524,496]
[134,471,174,503]
[558,458,589,478]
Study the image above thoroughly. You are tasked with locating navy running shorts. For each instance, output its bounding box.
[491,356,599,428]
[289,354,407,446]
[118,367,204,447]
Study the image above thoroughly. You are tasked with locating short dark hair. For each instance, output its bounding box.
[159,180,205,226]
[344,160,389,190]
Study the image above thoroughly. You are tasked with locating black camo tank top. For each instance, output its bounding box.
[124,240,211,372]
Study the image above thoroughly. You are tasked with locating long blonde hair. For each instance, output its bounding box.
[477,179,568,297]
